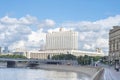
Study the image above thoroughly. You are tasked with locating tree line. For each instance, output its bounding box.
[0,54,27,59]
[51,54,102,65]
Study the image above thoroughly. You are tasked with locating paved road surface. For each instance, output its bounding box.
[99,64,120,80]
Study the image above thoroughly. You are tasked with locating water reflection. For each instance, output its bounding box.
[0,68,90,80]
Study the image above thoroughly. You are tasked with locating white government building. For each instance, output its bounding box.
[24,28,104,59]
[46,28,78,50]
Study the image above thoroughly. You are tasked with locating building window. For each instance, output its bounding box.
[117,41,119,50]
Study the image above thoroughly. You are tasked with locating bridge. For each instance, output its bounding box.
[0,58,78,68]
[0,58,45,62]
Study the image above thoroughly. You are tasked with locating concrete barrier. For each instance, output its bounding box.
[91,67,104,80]
[37,64,104,79]
[0,62,7,67]
[0,62,104,80]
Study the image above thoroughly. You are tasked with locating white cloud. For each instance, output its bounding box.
[0,15,34,49]
[0,15,55,51]
[96,38,108,48]
[19,15,38,25]
[9,28,46,51]
[38,19,55,28]
[79,34,85,41]
[94,15,120,27]
[28,29,45,42]
[1,14,120,54]
[0,16,18,24]
[0,15,38,25]
[60,15,120,54]
[10,40,26,50]
[83,44,91,50]
[45,19,55,26]
[27,29,46,50]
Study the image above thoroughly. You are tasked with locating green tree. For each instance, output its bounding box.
[77,56,84,65]
[77,55,102,65]
[77,55,91,65]
[47,55,50,59]
[52,54,76,60]
[0,54,27,59]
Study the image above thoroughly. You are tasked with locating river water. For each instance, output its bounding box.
[0,68,90,80]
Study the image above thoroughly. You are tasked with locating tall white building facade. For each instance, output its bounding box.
[15,28,104,59]
[46,28,78,50]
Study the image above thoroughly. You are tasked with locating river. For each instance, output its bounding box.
[0,68,90,80]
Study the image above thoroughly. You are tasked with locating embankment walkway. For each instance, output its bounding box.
[37,64,104,80]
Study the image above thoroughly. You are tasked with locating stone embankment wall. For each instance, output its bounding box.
[37,64,104,80]
[91,67,104,80]
[0,62,104,80]
[0,62,27,68]
[16,62,28,68]
[0,62,7,67]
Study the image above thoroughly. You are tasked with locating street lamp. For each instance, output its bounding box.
[91,58,93,66]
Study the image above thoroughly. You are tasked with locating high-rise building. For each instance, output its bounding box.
[46,28,78,50]
[109,26,120,62]
[26,28,104,59]
[3,46,9,53]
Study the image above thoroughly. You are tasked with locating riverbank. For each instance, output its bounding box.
[36,64,104,80]
[0,62,104,80]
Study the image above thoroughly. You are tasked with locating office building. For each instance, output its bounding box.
[27,50,104,59]
[3,46,9,53]
[46,28,78,50]
[109,26,120,62]
[27,28,104,59]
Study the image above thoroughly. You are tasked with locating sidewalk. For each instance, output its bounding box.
[100,64,120,80]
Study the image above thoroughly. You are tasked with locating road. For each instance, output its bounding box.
[99,64,120,80]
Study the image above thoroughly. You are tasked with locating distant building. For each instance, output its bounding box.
[11,28,104,59]
[27,28,104,59]
[3,46,9,53]
[12,48,28,57]
[109,26,120,62]
[27,50,104,59]
[46,28,78,50]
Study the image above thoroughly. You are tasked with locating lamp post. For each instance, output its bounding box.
[91,58,93,66]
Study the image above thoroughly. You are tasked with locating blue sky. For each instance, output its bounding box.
[0,0,120,54]
[0,0,120,22]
